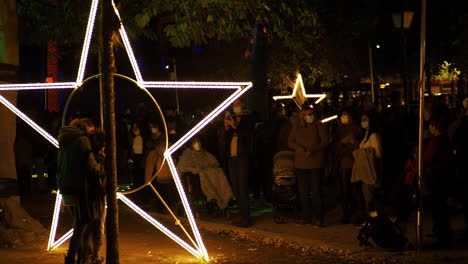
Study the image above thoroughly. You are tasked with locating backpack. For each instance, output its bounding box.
[358,216,413,250]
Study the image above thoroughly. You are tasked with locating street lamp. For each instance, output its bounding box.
[392,11,414,106]
[392,11,414,30]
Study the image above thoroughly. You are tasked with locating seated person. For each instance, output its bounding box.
[177,138,233,209]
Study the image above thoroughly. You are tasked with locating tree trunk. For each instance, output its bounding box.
[248,22,269,121]
[0,0,45,244]
[101,1,120,263]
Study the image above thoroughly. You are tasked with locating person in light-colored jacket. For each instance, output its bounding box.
[353,112,382,219]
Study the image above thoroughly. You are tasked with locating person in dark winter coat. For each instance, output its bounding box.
[225,99,255,227]
[81,129,107,264]
[424,117,454,247]
[288,105,330,226]
[332,109,362,223]
[56,118,104,264]
[454,97,468,238]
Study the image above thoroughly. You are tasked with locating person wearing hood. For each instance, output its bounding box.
[56,118,104,264]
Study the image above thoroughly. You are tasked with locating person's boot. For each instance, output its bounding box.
[90,256,104,264]
[64,255,75,264]
[319,214,327,227]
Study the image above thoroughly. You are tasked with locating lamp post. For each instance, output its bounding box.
[392,11,414,106]
[369,44,375,103]
[417,0,426,253]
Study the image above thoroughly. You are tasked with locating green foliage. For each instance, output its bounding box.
[17,0,158,46]
[433,61,460,81]
[17,0,89,46]
[17,0,322,88]
[133,0,321,88]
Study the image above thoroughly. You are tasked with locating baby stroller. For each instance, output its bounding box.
[272,150,297,223]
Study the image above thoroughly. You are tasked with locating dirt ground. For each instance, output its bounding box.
[1,193,468,264]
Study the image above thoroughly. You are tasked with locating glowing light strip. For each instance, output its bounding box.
[30,0,252,258]
[52,229,74,249]
[272,73,326,105]
[144,84,241,89]
[321,115,338,123]
[168,84,252,153]
[117,193,201,258]
[164,83,252,260]
[165,157,208,260]
[0,82,77,91]
[47,191,63,251]
[0,95,59,148]
[117,26,144,85]
[76,0,99,85]
[144,81,252,86]
[47,193,200,258]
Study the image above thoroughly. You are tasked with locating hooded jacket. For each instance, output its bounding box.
[56,126,103,196]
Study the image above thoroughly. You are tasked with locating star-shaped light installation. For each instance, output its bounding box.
[273,73,326,109]
[0,0,253,261]
[272,73,338,123]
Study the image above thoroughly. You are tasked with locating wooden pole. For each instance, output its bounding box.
[101,0,120,263]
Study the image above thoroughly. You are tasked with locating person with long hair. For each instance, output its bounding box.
[351,112,382,220]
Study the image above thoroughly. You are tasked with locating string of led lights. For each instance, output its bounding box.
[0,0,253,261]
[272,73,338,123]
[272,73,327,108]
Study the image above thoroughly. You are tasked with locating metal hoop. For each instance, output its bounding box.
[61,73,169,194]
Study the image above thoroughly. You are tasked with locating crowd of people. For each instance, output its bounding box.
[101,92,468,246]
[13,91,468,263]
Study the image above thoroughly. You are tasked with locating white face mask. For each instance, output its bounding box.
[233,106,243,114]
[193,142,201,151]
[341,115,350,125]
[304,115,315,123]
[361,121,369,129]
[151,128,159,134]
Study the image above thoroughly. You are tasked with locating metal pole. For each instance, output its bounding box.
[417,0,426,253]
[98,0,104,129]
[174,58,180,115]
[369,46,375,103]
[402,29,409,107]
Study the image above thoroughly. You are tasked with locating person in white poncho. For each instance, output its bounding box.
[177,138,233,209]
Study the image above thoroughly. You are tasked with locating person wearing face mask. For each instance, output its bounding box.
[288,104,330,226]
[351,112,382,222]
[224,98,255,227]
[332,109,362,224]
[177,138,233,214]
[424,117,454,247]
[454,97,468,239]
[145,121,163,152]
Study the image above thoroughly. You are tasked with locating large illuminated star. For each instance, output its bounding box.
[273,73,326,110]
[0,0,252,261]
